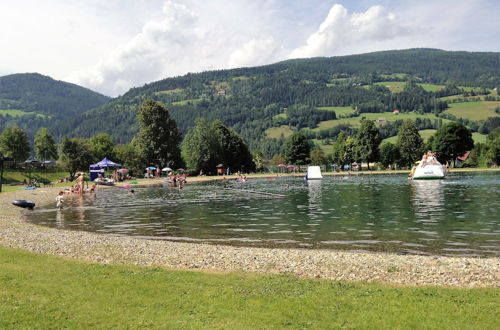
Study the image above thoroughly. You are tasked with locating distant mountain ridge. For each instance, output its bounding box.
[58,48,499,147]
[0,73,110,142]
[0,73,110,116]
[1,49,499,153]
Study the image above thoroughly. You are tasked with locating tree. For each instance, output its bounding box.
[59,137,93,179]
[284,131,310,165]
[355,118,381,170]
[34,128,57,164]
[212,120,255,173]
[89,133,115,162]
[432,122,474,166]
[252,150,267,172]
[379,142,400,169]
[270,154,286,166]
[397,120,424,168]
[485,127,500,165]
[310,149,326,165]
[181,118,220,174]
[331,131,347,167]
[114,140,145,176]
[0,125,30,163]
[136,99,182,169]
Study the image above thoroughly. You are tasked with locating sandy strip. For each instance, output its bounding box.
[0,182,498,288]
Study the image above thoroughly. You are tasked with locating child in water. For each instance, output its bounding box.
[56,191,64,210]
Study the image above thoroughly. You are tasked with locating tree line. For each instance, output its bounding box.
[1,100,499,180]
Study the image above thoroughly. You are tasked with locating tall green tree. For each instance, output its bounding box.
[212,120,255,173]
[310,149,326,165]
[284,131,310,165]
[252,150,267,172]
[397,120,424,168]
[136,99,182,168]
[59,137,93,179]
[485,127,500,165]
[34,128,57,164]
[181,118,220,174]
[89,133,115,162]
[379,142,400,169]
[355,118,381,170]
[113,139,145,176]
[0,125,30,163]
[331,131,347,167]
[432,122,474,166]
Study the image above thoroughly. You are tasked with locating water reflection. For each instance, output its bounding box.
[411,180,445,222]
[26,173,500,256]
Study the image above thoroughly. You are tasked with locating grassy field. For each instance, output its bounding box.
[0,246,498,328]
[317,106,355,117]
[443,101,500,121]
[0,170,72,192]
[373,82,445,93]
[0,109,46,117]
[312,139,334,154]
[154,88,185,95]
[381,130,487,146]
[265,125,294,139]
[171,98,204,106]
[472,132,488,144]
[310,112,450,132]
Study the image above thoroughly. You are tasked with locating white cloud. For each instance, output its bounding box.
[67,0,286,96]
[289,4,410,59]
[4,1,496,97]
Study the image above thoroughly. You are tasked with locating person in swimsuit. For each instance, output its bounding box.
[56,191,65,210]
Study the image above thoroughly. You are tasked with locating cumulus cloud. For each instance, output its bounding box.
[289,4,410,59]
[67,0,283,96]
[61,1,498,97]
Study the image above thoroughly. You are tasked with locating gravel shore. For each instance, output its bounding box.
[0,184,498,288]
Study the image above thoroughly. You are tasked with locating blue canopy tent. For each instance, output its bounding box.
[89,158,122,181]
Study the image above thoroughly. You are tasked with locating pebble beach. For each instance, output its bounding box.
[0,182,498,288]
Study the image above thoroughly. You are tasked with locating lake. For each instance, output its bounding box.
[27,172,499,257]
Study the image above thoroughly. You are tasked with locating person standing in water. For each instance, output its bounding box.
[56,191,65,210]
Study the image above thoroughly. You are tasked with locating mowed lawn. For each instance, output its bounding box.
[311,112,450,132]
[0,246,498,329]
[373,81,445,93]
[317,106,355,117]
[444,101,500,121]
[0,109,46,117]
[265,125,294,139]
[381,130,487,146]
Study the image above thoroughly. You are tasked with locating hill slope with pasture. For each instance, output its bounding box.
[3,49,500,156]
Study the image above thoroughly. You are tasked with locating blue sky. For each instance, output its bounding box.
[1,0,498,96]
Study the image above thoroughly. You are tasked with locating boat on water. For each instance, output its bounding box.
[410,153,446,180]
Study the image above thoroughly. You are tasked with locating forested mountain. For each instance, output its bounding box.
[3,49,500,156]
[0,73,110,141]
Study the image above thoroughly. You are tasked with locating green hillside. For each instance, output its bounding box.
[0,73,111,141]
[1,49,499,157]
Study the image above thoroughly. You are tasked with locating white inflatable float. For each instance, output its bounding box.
[411,161,446,180]
[305,166,323,180]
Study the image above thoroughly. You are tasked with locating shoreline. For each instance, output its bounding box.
[0,177,499,288]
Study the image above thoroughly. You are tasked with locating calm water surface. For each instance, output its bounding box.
[27,172,500,256]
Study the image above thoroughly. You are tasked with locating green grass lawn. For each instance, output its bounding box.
[373,82,445,93]
[444,101,500,121]
[0,109,46,118]
[472,132,488,144]
[0,246,498,328]
[381,130,487,146]
[171,98,203,106]
[312,139,334,154]
[310,112,449,132]
[265,125,294,139]
[317,106,355,117]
